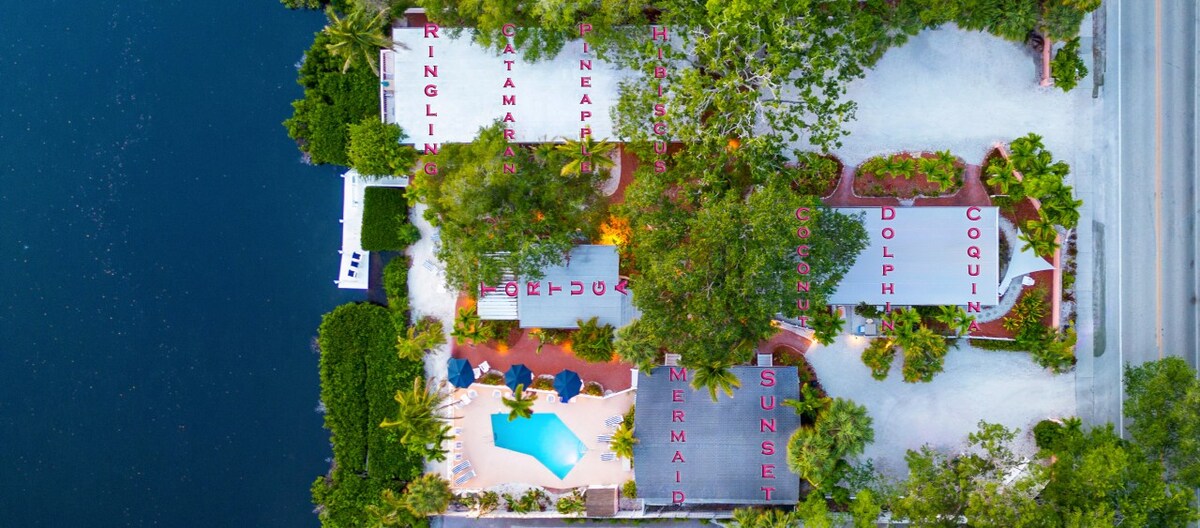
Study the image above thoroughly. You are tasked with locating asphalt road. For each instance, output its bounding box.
[1102,0,1198,429]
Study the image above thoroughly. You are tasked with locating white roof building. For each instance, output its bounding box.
[827,206,999,306]
[385,28,630,144]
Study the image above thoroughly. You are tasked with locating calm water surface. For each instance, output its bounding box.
[0,2,358,525]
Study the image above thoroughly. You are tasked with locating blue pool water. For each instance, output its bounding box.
[491,413,588,479]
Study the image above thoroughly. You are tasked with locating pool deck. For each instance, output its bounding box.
[445,385,635,491]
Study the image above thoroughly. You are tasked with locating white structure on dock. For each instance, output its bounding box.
[335,170,408,289]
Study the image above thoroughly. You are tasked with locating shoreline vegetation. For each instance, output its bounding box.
[271,0,1198,527]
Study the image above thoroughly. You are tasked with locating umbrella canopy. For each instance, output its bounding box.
[504,364,533,393]
[554,369,582,402]
[447,358,475,388]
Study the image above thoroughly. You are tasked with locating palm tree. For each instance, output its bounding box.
[380,378,447,446]
[396,317,447,361]
[932,305,961,334]
[365,489,419,528]
[884,308,920,338]
[502,384,535,421]
[323,6,393,75]
[786,426,837,489]
[782,383,831,422]
[1041,187,1083,229]
[451,307,485,345]
[609,422,638,459]
[402,473,454,515]
[556,135,616,176]
[689,360,742,402]
[1018,229,1059,258]
[985,160,1020,196]
[952,309,977,337]
[817,398,875,458]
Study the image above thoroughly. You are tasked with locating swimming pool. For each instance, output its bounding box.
[491,413,588,479]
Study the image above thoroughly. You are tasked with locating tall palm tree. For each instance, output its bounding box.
[380,378,446,445]
[817,398,875,458]
[324,6,393,75]
[555,135,616,176]
[402,473,454,516]
[502,384,535,421]
[933,305,961,334]
[1041,187,1083,229]
[609,422,638,459]
[689,360,742,402]
[884,308,921,338]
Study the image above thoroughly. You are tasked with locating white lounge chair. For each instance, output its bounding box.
[600,452,617,462]
[451,460,471,474]
[597,435,612,443]
[454,470,476,485]
[604,415,623,428]
[478,361,491,374]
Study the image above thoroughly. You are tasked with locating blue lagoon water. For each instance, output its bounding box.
[0,2,359,526]
[491,413,588,479]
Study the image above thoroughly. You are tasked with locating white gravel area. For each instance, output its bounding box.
[807,336,1075,478]
[814,26,1095,173]
[407,202,458,383]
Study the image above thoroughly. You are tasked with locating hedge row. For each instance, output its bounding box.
[361,187,420,251]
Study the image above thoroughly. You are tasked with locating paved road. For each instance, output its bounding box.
[1100,0,1198,430]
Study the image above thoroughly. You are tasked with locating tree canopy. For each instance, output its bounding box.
[1124,357,1200,488]
[618,154,867,368]
[408,122,607,293]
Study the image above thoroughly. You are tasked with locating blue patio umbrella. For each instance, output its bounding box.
[447,358,475,388]
[554,369,582,402]
[504,364,533,393]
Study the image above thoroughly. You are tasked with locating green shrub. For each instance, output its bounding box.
[477,372,504,385]
[479,318,519,344]
[862,338,896,381]
[507,489,549,514]
[582,382,604,396]
[788,153,840,196]
[1032,327,1077,374]
[348,118,418,177]
[555,491,587,515]
[854,302,882,319]
[530,376,554,390]
[361,187,418,251]
[969,338,1027,351]
[573,317,616,362]
[284,31,379,166]
[1051,38,1088,92]
[1033,419,1065,450]
[383,257,410,316]
[317,303,387,473]
[621,479,637,499]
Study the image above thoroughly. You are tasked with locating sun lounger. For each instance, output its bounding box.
[454,470,476,485]
[600,452,616,462]
[478,361,491,374]
[604,415,623,428]
[451,460,471,474]
[597,435,612,443]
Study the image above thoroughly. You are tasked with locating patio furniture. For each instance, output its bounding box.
[554,369,582,403]
[467,389,478,399]
[603,415,623,428]
[600,452,616,462]
[447,358,475,388]
[492,389,502,399]
[478,361,491,374]
[597,435,612,443]
[451,460,471,474]
[504,364,533,393]
[454,470,476,485]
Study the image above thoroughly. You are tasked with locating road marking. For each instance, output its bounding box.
[1154,0,1164,359]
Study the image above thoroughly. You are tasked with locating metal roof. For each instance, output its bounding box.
[633,367,801,505]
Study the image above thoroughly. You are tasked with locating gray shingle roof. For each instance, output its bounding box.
[633,367,801,505]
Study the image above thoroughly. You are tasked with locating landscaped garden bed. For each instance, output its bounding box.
[785,153,843,198]
[853,151,963,198]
